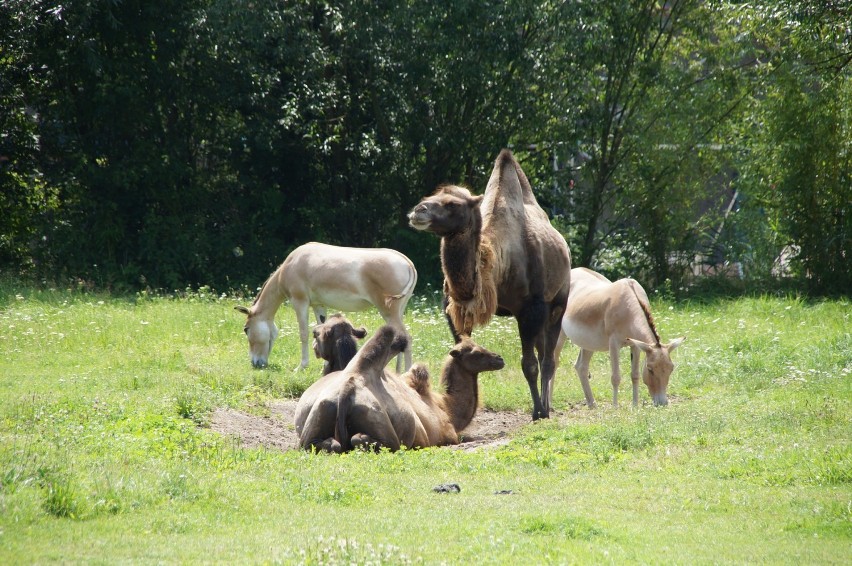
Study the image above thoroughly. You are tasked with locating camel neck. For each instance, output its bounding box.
[441,366,479,433]
[441,224,482,302]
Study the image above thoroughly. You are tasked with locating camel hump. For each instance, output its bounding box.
[488,149,537,206]
[350,325,409,373]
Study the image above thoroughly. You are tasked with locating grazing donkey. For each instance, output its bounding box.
[554,267,685,407]
[235,242,417,371]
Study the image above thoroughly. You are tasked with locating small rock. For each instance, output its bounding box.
[494,489,514,495]
[432,483,461,493]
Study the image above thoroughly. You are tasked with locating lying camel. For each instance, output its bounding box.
[295,326,504,452]
[555,267,685,407]
[235,242,417,371]
[312,313,367,375]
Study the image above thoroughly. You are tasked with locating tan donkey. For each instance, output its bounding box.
[555,267,685,408]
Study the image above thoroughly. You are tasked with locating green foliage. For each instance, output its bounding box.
[0,1,849,295]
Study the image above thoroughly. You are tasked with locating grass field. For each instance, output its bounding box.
[1,281,850,564]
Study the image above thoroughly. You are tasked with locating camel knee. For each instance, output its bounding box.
[305,437,342,453]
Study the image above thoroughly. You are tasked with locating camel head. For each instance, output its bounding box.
[626,336,685,406]
[449,338,505,374]
[312,313,368,374]
[235,305,278,368]
[408,185,483,236]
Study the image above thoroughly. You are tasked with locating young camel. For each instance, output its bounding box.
[554,267,685,408]
[235,242,417,372]
[311,313,367,375]
[294,326,504,452]
[408,149,571,420]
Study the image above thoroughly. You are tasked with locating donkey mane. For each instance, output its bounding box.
[627,279,661,346]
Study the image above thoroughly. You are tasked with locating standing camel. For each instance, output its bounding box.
[408,149,571,420]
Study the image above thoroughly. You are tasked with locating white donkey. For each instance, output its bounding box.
[554,267,684,407]
[235,242,417,371]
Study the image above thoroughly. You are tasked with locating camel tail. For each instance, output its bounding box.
[334,378,357,452]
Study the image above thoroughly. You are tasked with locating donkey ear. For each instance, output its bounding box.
[353,327,368,339]
[625,338,654,353]
[666,337,686,352]
[234,305,250,315]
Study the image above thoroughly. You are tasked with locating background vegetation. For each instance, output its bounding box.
[1,0,849,295]
[0,284,849,562]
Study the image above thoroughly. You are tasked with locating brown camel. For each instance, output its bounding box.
[294,326,504,452]
[311,313,367,375]
[408,149,571,420]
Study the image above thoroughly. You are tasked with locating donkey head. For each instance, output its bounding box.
[626,337,685,406]
[235,305,278,368]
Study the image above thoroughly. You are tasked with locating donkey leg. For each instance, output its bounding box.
[574,349,597,408]
[608,339,623,407]
[312,305,327,324]
[630,344,641,407]
[292,298,312,370]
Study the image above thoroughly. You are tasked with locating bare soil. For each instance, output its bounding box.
[208,400,535,452]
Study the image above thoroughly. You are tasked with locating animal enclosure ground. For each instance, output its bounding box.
[209,400,535,452]
[1,288,849,564]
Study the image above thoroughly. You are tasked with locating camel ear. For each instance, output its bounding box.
[666,337,686,352]
[234,305,250,316]
[471,194,484,207]
[625,338,654,353]
[353,327,368,339]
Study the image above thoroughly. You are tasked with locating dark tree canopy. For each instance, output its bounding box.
[1,0,849,295]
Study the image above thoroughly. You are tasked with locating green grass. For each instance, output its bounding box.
[1,281,850,563]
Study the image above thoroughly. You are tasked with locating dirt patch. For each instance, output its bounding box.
[208,400,534,452]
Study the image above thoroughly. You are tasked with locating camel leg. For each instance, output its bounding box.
[441,290,463,344]
[574,349,597,408]
[517,297,547,420]
[609,338,623,407]
[630,344,641,407]
[292,298,311,370]
[538,303,565,417]
[299,399,338,452]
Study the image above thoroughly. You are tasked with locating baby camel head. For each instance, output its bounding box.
[449,338,506,374]
[235,305,278,368]
[626,337,685,406]
[312,313,368,374]
[408,185,483,236]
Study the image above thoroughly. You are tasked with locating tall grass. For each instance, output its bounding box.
[0,280,849,563]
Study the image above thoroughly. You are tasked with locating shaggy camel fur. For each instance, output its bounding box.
[311,313,367,375]
[554,267,685,407]
[294,327,504,452]
[408,149,571,419]
[235,242,417,371]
